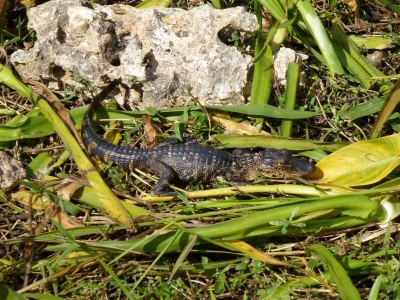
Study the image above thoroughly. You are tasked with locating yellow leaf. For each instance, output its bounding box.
[342,0,358,12]
[20,0,35,7]
[217,240,290,266]
[57,180,84,201]
[12,190,51,210]
[313,134,400,186]
[211,116,268,135]
[12,190,84,228]
[49,209,84,229]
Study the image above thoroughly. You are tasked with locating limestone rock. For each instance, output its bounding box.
[0,152,26,191]
[11,0,258,108]
[273,47,309,86]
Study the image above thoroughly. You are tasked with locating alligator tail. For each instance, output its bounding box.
[81,81,121,162]
[84,81,119,122]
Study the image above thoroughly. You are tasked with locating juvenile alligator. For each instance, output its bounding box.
[81,82,315,196]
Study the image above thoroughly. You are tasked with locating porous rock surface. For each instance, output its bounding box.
[10,0,258,109]
[0,151,26,190]
[273,47,309,86]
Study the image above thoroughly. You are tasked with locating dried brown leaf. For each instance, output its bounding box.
[211,116,268,135]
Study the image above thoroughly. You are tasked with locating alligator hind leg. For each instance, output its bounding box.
[145,158,178,196]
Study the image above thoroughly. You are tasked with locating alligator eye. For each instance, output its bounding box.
[278,149,291,157]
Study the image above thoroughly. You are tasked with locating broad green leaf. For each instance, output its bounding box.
[307,244,361,300]
[74,104,318,128]
[6,113,27,127]
[26,152,53,178]
[44,194,381,254]
[0,115,55,141]
[338,98,384,121]
[314,134,400,186]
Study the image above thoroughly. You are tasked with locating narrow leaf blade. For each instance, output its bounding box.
[307,244,361,300]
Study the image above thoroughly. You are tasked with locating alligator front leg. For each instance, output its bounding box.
[145,158,178,196]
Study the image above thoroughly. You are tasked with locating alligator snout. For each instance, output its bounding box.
[289,156,316,177]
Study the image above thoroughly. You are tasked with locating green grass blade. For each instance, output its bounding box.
[368,274,383,300]
[278,258,383,296]
[376,0,400,14]
[210,0,223,9]
[349,35,396,50]
[206,104,318,119]
[98,259,137,300]
[213,134,347,151]
[281,62,300,137]
[22,293,66,300]
[295,0,344,76]
[131,229,183,292]
[136,0,171,8]
[371,80,400,139]
[250,33,273,106]
[307,244,361,300]
[257,0,286,22]
[330,18,386,78]
[0,108,15,116]
[331,41,373,89]
[169,235,197,281]
[4,225,129,244]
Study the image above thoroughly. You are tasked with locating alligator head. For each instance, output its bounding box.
[257,148,315,178]
[230,148,315,182]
